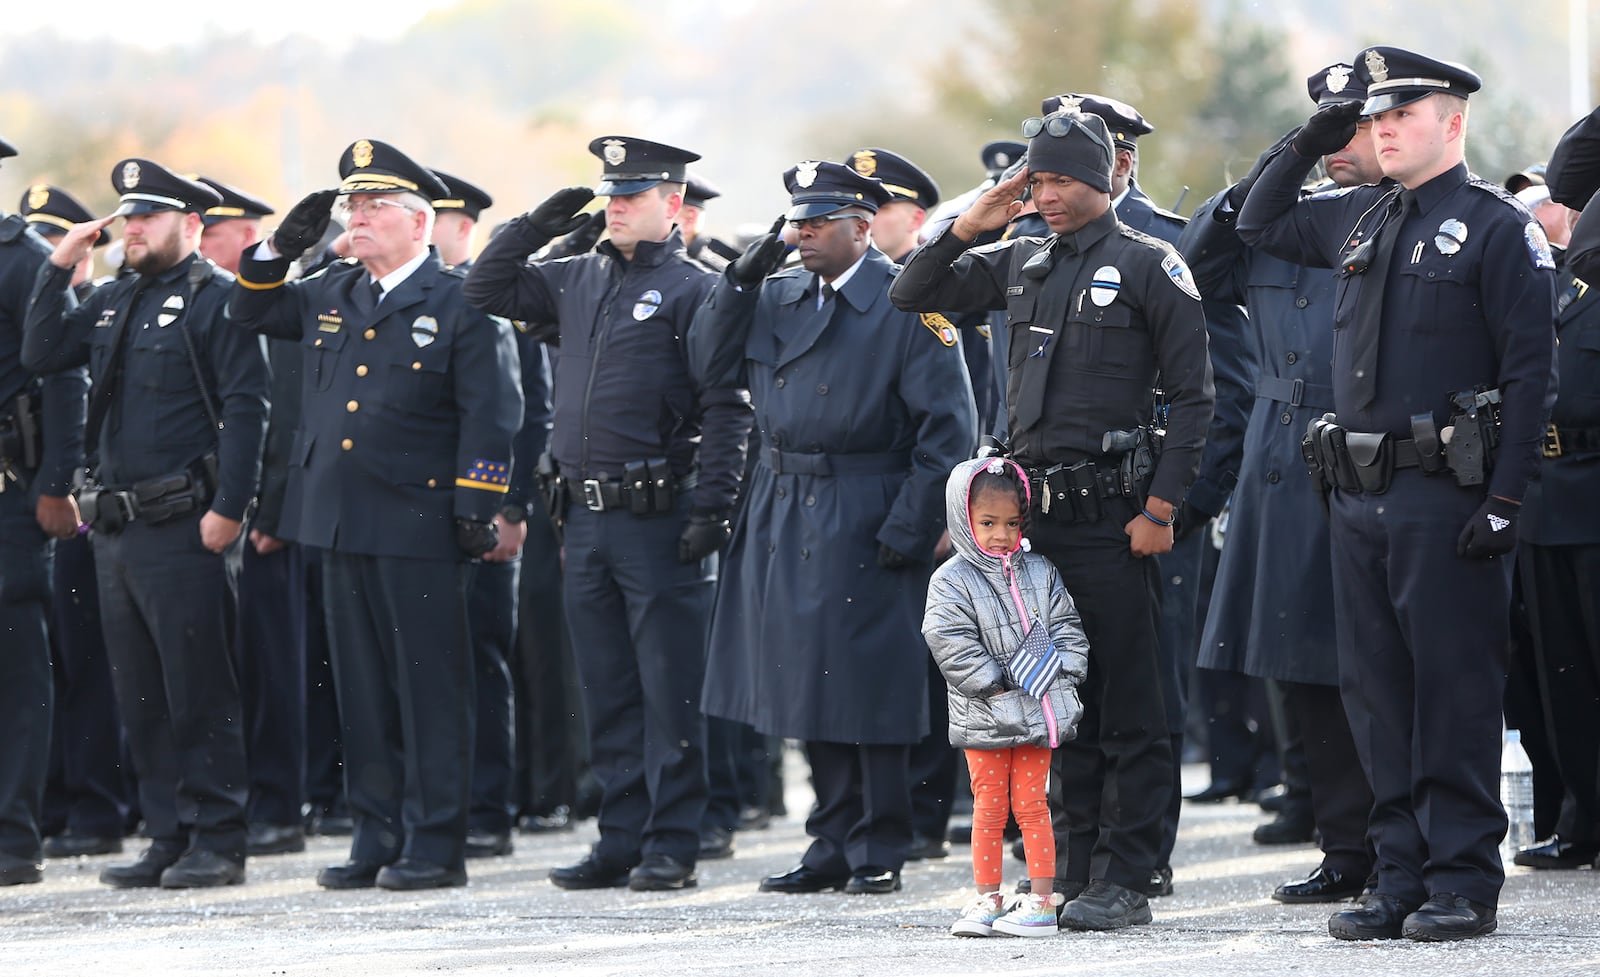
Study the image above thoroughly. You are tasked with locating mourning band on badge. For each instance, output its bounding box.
[1434,218,1467,256]
[412,315,439,347]
[1089,265,1121,307]
[633,289,663,321]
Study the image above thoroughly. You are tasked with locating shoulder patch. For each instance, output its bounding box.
[1160,252,1202,301]
[920,312,959,346]
[1524,221,1557,270]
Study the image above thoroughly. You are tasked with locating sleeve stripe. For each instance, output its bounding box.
[456,477,510,493]
[236,275,287,290]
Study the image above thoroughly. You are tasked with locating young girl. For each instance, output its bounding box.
[923,457,1088,938]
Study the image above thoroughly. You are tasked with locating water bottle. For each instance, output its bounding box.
[1500,729,1536,860]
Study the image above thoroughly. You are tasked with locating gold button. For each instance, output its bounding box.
[426,478,437,488]
[412,361,422,370]
[346,400,359,413]
[356,364,368,377]
[363,328,376,340]
[341,438,354,451]
[314,338,323,347]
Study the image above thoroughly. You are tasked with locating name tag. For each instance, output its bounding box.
[1006,285,1025,296]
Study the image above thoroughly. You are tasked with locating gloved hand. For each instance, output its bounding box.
[728,216,789,288]
[877,542,911,570]
[271,189,337,261]
[542,210,607,260]
[1291,100,1363,159]
[525,187,597,239]
[678,509,731,564]
[1223,130,1298,214]
[1457,496,1520,559]
[1172,500,1216,541]
[455,517,500,559]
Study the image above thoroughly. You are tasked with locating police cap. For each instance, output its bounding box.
[337,138,449,199]
[194,176,275,226]
[981,140,1026,180]
[1041,93,1152,151]
[844,148,940,210]
[430,169,493,220]
[1306,62,1367,107]
[684,173,721,210]
[782,160,893,220]
[0,137,15,160]
[588,136,699,197]
[1505,164,1547,194]
[1355,46,1481,116]
[109,159,223,217]
[21,184,109,246]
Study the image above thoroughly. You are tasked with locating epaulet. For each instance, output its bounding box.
[0,213,27,243]
[1149,205,1189,227]
[768,264,809,282]
[1117,223,1171,251]
[1467,177,1527,211]
[684,252,723,275]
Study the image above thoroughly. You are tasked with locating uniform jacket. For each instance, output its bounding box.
[923,457,1087,750]
[1,216,84,499]
[1548,102,1600,285]
[1523,265,1600,546]
[1238,153,1557,504]
[24,251,265,520]
[228,248,522,560]
[463,223,748,513]
[687,248,976,744]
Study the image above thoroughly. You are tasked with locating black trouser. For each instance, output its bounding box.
[907,654,957,840]
[1519,541,1600,845]
[45,534,132,839]
[0,484,53,862]
[1329,476,1510,907]
[301,548,345,823]
[801,740,912,875]
[562,500,711,867]
[468,558,519,835]
[1034,500,1172,892]
[513,507,587,818]
[93,509,248,857]
[1280,680,1373,877]
[323,550,473,870]
[233,540,306,827]
[1195,668,1278,790]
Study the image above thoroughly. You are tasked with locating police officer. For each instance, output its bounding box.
[197,177,274,275]
[892,109,1213,929]
[430,170,492,270]
[1179,63,1383,902]
[0,143,87,886]
[463,136,750,892]
[1237,47,1558,941]
[1554,103,1600,289]
[679,174,740,270]
[24,159,269,889]
[229,139,522,891]
[690,160,975,895]
[843,148,940,264]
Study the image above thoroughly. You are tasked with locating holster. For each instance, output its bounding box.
[645,457,674,513]
[536,451,566,543]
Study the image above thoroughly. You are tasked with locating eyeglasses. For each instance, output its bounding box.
[335,196,415,222]
[1020,115,1110,156]
[788,212,868,231]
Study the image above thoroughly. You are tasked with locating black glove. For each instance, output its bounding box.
[1172,500,1216,541]
[728,216,790,288]
[525,187,597,240]
[677,509,731,564]
[271,189,337,261]
[1457,496,1520,559]
[1291,100,1363,159]
[542,210,607,260]
[1223,130,1298,215]
[877,542,911,570]
[455,517,500,560]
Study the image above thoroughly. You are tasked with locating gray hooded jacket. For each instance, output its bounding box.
[922,457,1089,751]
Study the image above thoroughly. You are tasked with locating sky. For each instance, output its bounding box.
[1,0,461,46]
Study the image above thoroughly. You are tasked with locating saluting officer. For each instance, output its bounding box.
[430,170,492,270]
[689,160,975,895]
[892,109,1213,929]
[24,159,269,889]
[229,139,522,891]
[1237,47,1558,942]
[463,136,751,893]
[679,174,741,270]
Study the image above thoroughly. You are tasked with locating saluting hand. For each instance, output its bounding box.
[1291,101,1363,159]
[526,187,597,239]
[727,217,790,288]
[272,189,337,261]
[951,167,1029,241]
[48,216,115,271]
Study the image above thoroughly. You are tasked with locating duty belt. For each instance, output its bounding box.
[1542,423,1600,458]
[765,448,907,477]
[562,472,698,512]
[1255,375,1335,410]
[1023,457,1130,522]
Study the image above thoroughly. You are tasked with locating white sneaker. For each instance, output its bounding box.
[950,891,1006,937]
[992,891,1063,937]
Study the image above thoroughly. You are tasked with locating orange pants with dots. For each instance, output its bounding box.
[965,745,1054,886]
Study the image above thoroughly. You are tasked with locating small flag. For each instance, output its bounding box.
[1007,617,1063,699]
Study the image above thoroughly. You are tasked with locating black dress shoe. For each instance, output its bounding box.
[1513,834,1600,870]
[550,852,631,890]
[247,823,307,856]
[698,825,735,860]
[907,833,950,860]
[376,858,467,891]
[1183,781,1251,804]
[159,849,246,888]
[100,843,184,888]
[1328,892,1418,940]
[1402,893,1496,941]
[317,860,388,889]
[844,869,901,894]
[1252,812,1317,845]
[464,830,514,859]
[1146,864,1173,898]
[517,807,573,834]
[759,863,849,893]
[43,832,123,858]
[1273,865,1366,903]
[629,853,697,891]
[0,853,43,886]
[1059,880,1152,930]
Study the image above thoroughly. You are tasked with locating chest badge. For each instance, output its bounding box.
[1434,219,1467,256]
[411,315,438,347]
[633,289,663,321]
[1089,265,1122,307]
[156,293,184,328]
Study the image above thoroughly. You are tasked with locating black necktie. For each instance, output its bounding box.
[1348,189,1411,410]
[820,282,835,309]
[370,278,384,308]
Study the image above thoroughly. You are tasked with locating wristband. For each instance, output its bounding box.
[1140,507,1173,528]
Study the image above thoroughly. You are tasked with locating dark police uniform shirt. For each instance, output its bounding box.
[229,248,522,560]
[463,224,746,513]
[24,251,266,520]
[1,216,83,498]
[1550,104,1600,288]
[1238,156,1558,503]
[890,209,1214,508]
[1523,267,1600,545]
